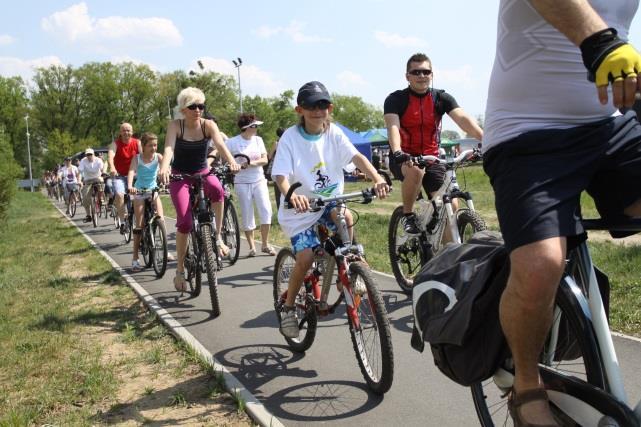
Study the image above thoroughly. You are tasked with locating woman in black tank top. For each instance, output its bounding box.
[159,87,240,291]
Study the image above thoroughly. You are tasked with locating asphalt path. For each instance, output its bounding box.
[56,199,641,426]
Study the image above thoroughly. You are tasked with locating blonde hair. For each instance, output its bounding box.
[173,87,205,119]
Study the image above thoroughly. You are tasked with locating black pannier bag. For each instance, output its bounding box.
[411,230,511,386]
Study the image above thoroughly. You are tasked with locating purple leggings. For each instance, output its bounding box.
[170,168,224,234]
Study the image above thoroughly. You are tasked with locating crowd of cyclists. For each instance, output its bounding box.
[40,0,641,422]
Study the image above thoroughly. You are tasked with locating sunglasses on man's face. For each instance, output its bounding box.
[408,69,432,77]
[187,103,206,111]
[302,100,332,111]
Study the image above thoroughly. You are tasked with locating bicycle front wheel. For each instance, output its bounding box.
[201,223,221,317]
[470,276,605,426]
[347,262,394,394]
[123,215,132,244]
[273,248,317,352]
[70,193,77,217]
[388,205,426,294]
[222,200,241,265]
[184,231,202,297]
[141,228,152,267]
[91,196,98,227]
[152,219,168,278]
[457,209,486,242]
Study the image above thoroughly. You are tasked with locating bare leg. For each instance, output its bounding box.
[175,231,187,274]
[154,195,164,218]
[260,224,271,249]
[624,198,641,217]
[401,163,424,214]
[132,200,144,261]
[285,248,315,307]
[212,201,225,242]
[245,229,255,251]
[114,193,125,221]
[501,237,565,425]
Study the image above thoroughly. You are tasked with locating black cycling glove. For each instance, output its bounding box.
[392,150,410,165]
[580,27,640,84]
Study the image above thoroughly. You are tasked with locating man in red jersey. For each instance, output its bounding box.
[108,122,141,230]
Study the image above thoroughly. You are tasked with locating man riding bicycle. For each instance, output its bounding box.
[483,1,641,425]
[108,123,141,232]
[384,53,483,235]
[78,148,105,223]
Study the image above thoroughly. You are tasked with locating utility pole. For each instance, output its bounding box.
[25,114,33,192]
[232,57,243,113]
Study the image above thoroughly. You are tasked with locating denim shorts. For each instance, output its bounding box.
[112,175,128,195]
[290,203,338,255]
[483,111,641,252]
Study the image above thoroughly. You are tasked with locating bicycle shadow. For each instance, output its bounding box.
[264,379,384,422]
[239,308,346,330]
[380,290,414,333]
[220,267,272,288]
[215,344,315,392]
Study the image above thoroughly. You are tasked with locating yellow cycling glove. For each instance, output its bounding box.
[580,28,641,84]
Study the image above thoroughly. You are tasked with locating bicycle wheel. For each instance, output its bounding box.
[184,231,202,297]
[70,193,77,217]
[111,205,120,228]
[388,205,427,294]
[201,223,221,317]
[141,227,152,267]
[152,219,168,278]
[222,200,241,265]
[273,247,317,352]
[91,196,98,227]
[346,262,394,394]
[471,277,605,426]
[457,209,486,242]
[123,215,132,244]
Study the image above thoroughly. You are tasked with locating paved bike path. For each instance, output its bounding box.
[58,201,641,426]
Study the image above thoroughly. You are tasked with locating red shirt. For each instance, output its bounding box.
[113,138,140,176]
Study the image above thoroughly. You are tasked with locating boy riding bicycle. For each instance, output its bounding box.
[271,81,389,339]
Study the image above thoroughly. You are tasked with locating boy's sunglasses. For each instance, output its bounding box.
[408,69,432,77]
[187,103,206,111]
[302,100,332,111]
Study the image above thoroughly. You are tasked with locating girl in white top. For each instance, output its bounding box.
[226,114,275,256]
[271,81,389,339]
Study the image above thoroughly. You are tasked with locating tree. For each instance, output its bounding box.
[441,130,460,141]
[0,130,22,223]
[330,94,384,132]
[0,76,29,165]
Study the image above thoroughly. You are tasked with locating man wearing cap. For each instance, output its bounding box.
[108,122,141,230]
[384,52,483,235]
[79,148,105,223]
[225,114,276,256]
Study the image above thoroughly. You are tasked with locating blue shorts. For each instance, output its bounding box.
[111,176,128,195]
[290,203,338,255]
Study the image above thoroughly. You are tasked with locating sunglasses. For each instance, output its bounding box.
[186,103,206,111]
[408,69,432,77]
[86,153,94,156]
[302,100,332,111]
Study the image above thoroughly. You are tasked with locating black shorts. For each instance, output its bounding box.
[390,160,446,194]
[483,111,641,252]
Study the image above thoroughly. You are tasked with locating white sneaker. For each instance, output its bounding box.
[131,260,143,272]
[279,309,299,338]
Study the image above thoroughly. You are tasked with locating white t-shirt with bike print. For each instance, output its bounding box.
[271,123,358,237]
[225,134,267,184]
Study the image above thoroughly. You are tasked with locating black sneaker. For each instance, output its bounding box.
[403,213,421,234]
[83,215,92,223]
[119,223,126,234]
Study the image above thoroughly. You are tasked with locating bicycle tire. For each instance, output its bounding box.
[124,215,132,244]
[470,276,606,426]
[272,247,317,352]
[185,231,202,297]
[111,205,120,228]
[152,219,168,278]
[91,195,98,227]
[70,193,77,217]
[388,205,427,294]
[201,223,221,317]
[457,209,486,242]
[347,262,394,394]
[223,200,241,265]
[141,227,152,268]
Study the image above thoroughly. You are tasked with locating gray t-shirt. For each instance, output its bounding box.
[483,0,639,152]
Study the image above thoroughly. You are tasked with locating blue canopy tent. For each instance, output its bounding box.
[335,122,372,182]
[360,128,389,145]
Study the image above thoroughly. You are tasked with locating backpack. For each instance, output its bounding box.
[411,230,511,386]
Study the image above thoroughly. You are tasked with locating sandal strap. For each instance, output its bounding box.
[512,388,549,407]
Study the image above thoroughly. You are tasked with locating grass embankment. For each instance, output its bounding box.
[0,192,252,425]
[161,165,640,336]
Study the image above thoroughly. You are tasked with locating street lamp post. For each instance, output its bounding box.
[232,57,243,113]
[25,114,33,192]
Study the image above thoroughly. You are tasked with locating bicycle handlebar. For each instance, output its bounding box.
[411,148,482,168]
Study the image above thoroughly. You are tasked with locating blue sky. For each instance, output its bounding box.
[2,1,641,133]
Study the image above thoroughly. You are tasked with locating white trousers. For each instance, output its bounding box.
[235,180,272,231]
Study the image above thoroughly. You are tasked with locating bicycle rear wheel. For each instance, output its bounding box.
[273,248,317,352]
[347,262,394,394]
[152,219,168,278]
[70,193,77,217]
[457,209,486,242]
[123,215,132,243]
[91,195,98,227]
[222,200,241,265]
[470,276,605,426]
[201,223,221,317]
[388,205,427,294]
[184,231,202,297]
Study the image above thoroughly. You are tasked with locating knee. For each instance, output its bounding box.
[507,248,565,305]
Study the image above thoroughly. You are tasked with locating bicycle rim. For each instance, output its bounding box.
[223,201,241,265]
[347,262,394,394]
[201,223,221,317]
[470,279,605,426]
[152,220,168,278]
[388,206,424,294]
[185,232,202,297]
[141,228,152,267]
[273,248,317,352]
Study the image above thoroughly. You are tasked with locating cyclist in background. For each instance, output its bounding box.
[483,1,641,425]
[59,157,81,215]
[78,148,105,223]
[108,123,141,232]
[384,53,482,235]
[127,132,164,272]
[272,81,389,339]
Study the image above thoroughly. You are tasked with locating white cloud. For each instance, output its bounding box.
[254,20,332,43]
[41,2,182,51]
[0,56,64,80]
[192,57,286,98]
[434,64,477,89]
[0,35,16,46]
[337,70,367,88]
[374,31,425,48]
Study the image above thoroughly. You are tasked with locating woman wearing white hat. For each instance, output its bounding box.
[226,114,275,256]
